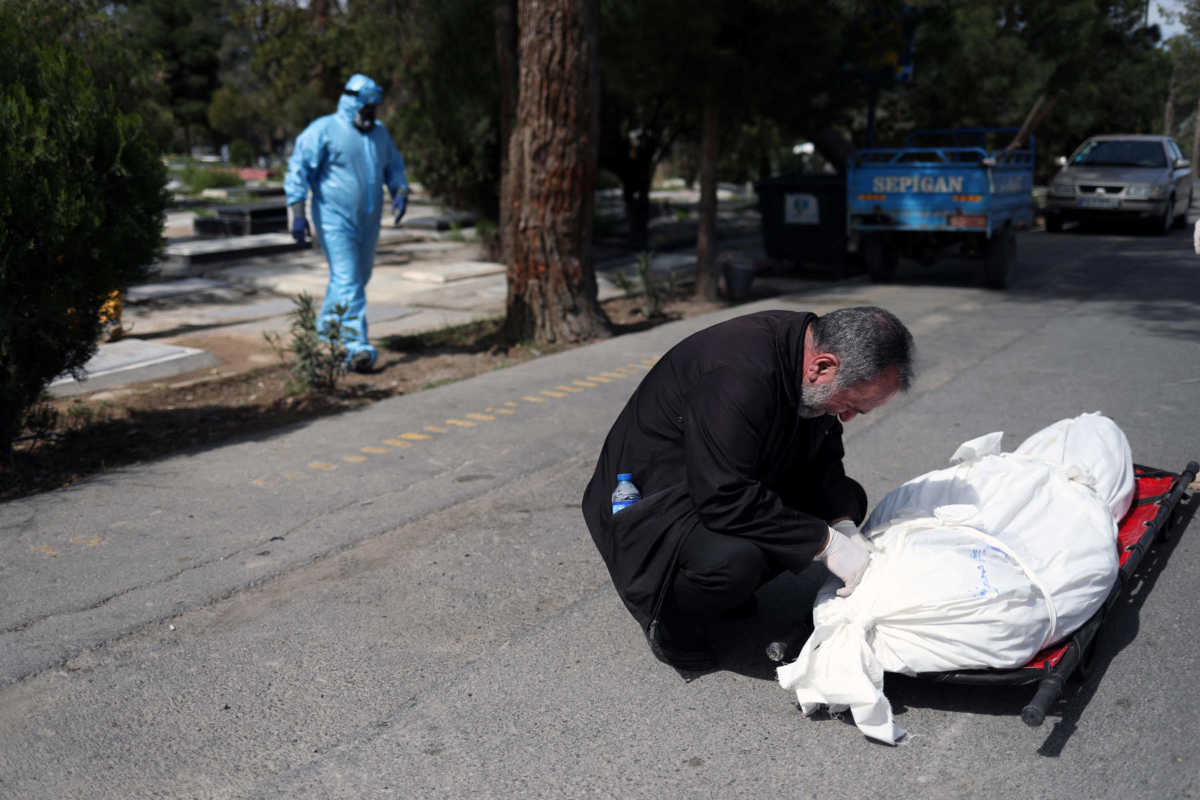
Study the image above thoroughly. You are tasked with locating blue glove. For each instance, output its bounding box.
[392,190,408,224]
[289,202,310,244]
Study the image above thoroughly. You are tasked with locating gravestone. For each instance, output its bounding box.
[194,200,288,237]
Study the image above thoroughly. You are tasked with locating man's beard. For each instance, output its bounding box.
[798,381,837,418]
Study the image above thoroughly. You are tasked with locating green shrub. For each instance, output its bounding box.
[229,139,257,168]
[0,4,167,452]
[634,251,662,318]
[475,217,501,261]
[263,293,349,395]
[596,169,622,191]
[180,162,243,192]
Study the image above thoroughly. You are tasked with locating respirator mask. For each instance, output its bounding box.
[352,102,377,133]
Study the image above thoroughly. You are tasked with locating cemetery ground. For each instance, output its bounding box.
[3,286,728,503]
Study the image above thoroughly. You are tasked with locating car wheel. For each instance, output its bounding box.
[983,228,1014,289]
[1173,189,1191,228]
[1152,195,1173,236]
[1044,214,1064,233]
[862,235,898,282]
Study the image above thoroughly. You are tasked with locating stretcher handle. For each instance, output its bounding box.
[1021,674,1063,727]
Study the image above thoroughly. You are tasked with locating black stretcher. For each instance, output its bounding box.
[767,460,1198,727]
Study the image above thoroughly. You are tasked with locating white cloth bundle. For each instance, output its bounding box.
[777,413,1134,744]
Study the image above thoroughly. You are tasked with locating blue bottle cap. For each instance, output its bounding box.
[617,472,633,481]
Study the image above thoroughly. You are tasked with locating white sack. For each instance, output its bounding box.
[777,412,1133,744]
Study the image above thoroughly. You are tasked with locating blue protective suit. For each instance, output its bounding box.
[284,74,408,368]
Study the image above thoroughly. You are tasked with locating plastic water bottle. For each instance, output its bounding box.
[611,473,641,514]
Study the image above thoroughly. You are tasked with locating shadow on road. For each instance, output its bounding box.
[1035,489,1197,757]
[837,223,1200,344]
[718,481,1199,753]
[859,488,1197,754]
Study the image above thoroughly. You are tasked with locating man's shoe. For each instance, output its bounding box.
[348,351,374,374]
[645,619,717,672]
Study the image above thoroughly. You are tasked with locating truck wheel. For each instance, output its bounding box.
[983,228,1015,289]
[862,235,898,282]
[1044,214,1063,233]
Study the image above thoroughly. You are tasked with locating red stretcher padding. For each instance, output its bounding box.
[1021,468,1176,671]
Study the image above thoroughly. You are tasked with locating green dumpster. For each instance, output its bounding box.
[754,172,850,273]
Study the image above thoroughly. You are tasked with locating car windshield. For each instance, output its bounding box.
[1072,140,1167,168]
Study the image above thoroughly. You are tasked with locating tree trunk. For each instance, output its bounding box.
[501,0,609,345]
[494,0,518,262]
[1163,74,1176,137]
[495,2,518,150]
[1192,97,1200,180]
[1006,93,1057,151]
[809,125,855,174]
[694,99,719,301]
[1006,94,1045,150]
[621,166,653,250]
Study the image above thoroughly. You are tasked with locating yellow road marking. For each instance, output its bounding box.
[70,536,103,546]
[286,363,648,481]
[252,479,267,487]
[30,545,58,558]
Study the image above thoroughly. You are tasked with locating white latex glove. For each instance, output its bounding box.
[830,518,873,550]
[815,525,875,597]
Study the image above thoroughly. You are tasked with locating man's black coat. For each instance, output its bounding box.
[581,310,868,630]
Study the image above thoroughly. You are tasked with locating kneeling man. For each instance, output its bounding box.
[581,307,915,670]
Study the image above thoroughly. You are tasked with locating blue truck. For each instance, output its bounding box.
[846,128,1035,289]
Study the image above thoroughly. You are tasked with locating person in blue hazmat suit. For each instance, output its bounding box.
[285,73,409,373]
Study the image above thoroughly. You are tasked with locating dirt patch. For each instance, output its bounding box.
[3,290,728,502]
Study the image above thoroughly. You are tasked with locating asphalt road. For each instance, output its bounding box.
[2,222,1199,798]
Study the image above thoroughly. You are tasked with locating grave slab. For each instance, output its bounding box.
[395,261,505,284]
[164,234,306,270]
[48,339,220,397]
[401,210,477,231]
[125,278,232,303]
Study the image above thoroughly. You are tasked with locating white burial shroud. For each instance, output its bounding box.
[777,413,1134,744]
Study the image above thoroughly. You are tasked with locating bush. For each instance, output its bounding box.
[475,217,501,261]
[263,293,350,395]
[0,4,167,452]
[229,139,257,168]
[179,162,243,192]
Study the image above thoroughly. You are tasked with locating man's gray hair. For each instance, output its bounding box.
[811,306,915,390]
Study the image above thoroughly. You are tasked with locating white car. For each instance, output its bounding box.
[1043,134,1193,235]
